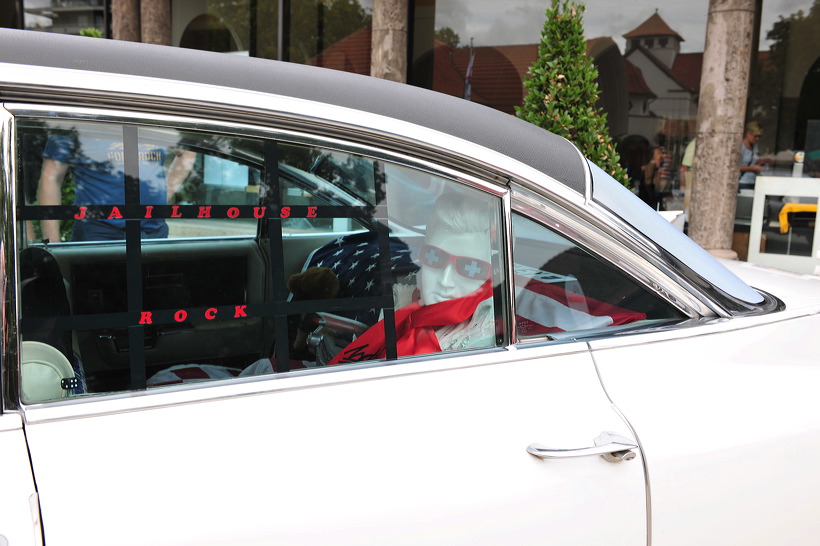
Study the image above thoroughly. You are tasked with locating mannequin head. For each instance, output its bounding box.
[419,193,493,305]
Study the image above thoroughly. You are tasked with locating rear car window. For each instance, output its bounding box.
[15,115,507,402]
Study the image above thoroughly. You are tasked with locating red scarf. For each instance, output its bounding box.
[328,281,493,365]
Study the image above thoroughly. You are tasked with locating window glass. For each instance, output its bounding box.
[171,0,373,65]
[18,120,263,243]
[15,117,505,403]
[590,161,765,304]
[282,159,505,366]
[512,212,683,341]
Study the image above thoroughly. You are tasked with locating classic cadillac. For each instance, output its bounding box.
[1,27,819,546]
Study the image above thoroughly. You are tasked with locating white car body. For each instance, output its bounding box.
[1,29,819,546]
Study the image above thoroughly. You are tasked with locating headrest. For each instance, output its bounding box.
[21,341,74,403]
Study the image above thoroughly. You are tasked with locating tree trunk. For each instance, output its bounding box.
[112,0,140,42]
[688,0,757,258]
[140,0,172,46]
[371,0,408,83]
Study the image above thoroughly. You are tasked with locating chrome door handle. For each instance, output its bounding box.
[527,432,638,463]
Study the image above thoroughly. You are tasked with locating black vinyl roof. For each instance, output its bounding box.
[0,28,587,194]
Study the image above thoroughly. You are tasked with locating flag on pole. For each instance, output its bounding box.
[464,40,476,101]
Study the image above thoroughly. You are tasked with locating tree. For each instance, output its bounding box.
[435,26,460,48]
[80,28,104,38]
[516,0,628,186]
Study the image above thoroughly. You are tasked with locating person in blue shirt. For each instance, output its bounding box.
[38,131,195,242]
[738,121,771,191]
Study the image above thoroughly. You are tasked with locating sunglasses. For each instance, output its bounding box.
[419,244,492,281]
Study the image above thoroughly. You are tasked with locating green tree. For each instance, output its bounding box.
[80,27,104,38]
[435,26,460,48]
[516,0,628,186]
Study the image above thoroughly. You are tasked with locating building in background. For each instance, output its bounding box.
[6,0,820,183]
[23,0,107,35]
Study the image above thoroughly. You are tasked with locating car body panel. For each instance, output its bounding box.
[0,413,40,546]
[25,346,645,546]
[590,310,820,544]
[718,258,820,310]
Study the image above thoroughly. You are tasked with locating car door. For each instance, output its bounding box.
[8,106,647,545]
[0,413,40,546]
[22,344,646,545]
[590,313,820,545]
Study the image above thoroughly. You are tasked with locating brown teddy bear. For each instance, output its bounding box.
[287,267,340,351]
[288,266,340,301]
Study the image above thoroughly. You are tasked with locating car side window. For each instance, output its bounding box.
[20,121,264,242]
[512,212,683,341]
[15,116,506,403]
[275,151,505,369]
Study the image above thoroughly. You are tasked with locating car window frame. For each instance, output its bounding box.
[6,103,514,407]
[509,181,711,333]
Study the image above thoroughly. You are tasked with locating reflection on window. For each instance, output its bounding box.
[18,120,265,243]
[16,117,506,403]
[190,0,374,64]
[745,177,820,274]
[512,213,682,340]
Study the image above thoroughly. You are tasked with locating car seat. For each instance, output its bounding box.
[20,340,75,403]
[19,246,84,395]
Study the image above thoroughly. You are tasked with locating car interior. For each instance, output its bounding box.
[14,115,683,403]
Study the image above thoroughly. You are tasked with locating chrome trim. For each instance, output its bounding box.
[590,347,652,546]
[583,196,772,317]
[0,60,740,416]
[583,199,724,316]
[578,145,593,204]
[526,432,638,461]
[0,106,20,412]
[22,340,588,424]
[501,190,517,343]
[1,63,580,202]
[12,100,516,187]
[7,103,509,199]
[6,104,519,413]
[511,183,714,318]
[7,102,714,328]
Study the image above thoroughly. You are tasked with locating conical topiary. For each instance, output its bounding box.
[516,0,629,186]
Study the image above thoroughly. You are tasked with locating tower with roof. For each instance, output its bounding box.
[623,10,684,68]
[622,11,700,158]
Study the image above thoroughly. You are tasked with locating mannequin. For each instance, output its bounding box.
[415,193,496,350]
[328,192,498,364]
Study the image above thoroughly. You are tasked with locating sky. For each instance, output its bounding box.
[435,0,816,52]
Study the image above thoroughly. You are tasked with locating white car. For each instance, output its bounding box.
[1,28,819,546]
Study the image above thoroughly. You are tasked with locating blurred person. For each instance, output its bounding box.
[739,121,771,190]
[38,131,195,242]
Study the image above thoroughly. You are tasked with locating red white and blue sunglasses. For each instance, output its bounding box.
[419,244,492,281]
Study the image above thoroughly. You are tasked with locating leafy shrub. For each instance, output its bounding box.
[516,0,629,186]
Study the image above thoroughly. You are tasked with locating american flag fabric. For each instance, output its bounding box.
[302,231,419,326]
[514,265,646,336]
[147,364,243,386]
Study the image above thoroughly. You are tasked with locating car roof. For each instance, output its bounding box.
[0,28,587,195]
